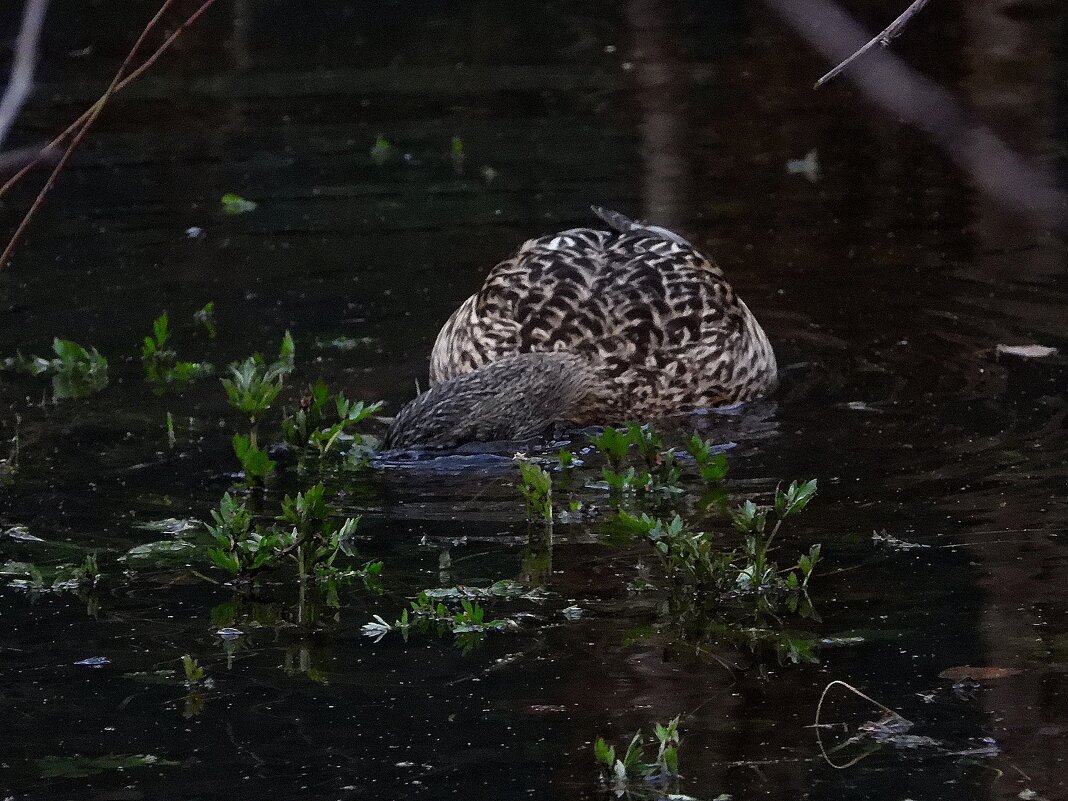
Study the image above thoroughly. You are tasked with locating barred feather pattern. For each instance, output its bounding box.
[427,217,777,422]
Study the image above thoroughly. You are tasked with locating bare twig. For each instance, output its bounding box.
[0,0,217,271]
[0,0,50,149]
[814,0,932,89]
[0,0,217,199]
[813,680,909,769]
[764,0,1068,230]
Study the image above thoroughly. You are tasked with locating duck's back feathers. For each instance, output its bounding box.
[429,209,776,417]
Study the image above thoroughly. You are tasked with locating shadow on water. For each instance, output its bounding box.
[1,1,1067,800]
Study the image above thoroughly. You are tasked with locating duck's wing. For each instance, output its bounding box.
[428,216,761,399]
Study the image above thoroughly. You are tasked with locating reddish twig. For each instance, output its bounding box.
[0,0,218,271]
[814,0,933,89]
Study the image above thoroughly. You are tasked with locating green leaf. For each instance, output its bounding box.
[594,737,615,767]
[221,193,258,214]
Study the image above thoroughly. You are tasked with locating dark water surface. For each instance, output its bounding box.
[2,2,1067,800]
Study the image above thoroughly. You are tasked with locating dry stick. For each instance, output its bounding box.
[813,679,909,770]
[0,0,217,200]
[0,0,50,149]
[814,0,933,89]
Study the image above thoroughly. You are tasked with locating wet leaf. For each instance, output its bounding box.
[37,753,178,778]
[996,344,1057,358]
[120,539,197,563]
[220,193,258,214]
[133,518,200,535]
[74,656,110,667]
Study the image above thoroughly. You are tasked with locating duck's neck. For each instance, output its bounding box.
[385,352,609,449]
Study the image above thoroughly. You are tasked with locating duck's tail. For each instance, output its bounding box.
[590,205,693,247]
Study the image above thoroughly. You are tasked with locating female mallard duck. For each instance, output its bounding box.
[385,207,777,449]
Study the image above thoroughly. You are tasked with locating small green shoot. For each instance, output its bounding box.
[194,302,216,338]
[221,332,295,446]
[450,135,465,174]
[518,462,553,523]
[281,379,382,466]
[369,134,393,166]
[181,654,205,685]
[142,312,214,392]
[594,717,681,795]
[2,338,109,399]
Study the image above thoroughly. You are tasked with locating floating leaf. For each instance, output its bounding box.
[37,753,178,779]
[996,344,1057,359]
[74,656,110,667]
[220,193,258,214]
[120,539,196,563]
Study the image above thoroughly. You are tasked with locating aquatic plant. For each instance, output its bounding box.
[141,312,214,392]
[518,461,553,522]
[194,301,216,338]
[362,591,517,651]
[1,338,108,399]
[732,479,819,591]
[589,424,691,495]
[231,433,275,485]
[221,331,294,447]
[617,479,820,596]
[281,379,382,468]
[181,654,205,686]
[594,717,681,796]
[684,433,729,483]
[206,487,378,586]
[1,554,100,594]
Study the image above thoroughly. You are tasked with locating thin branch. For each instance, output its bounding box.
[0,0,217,271]
[0,0,50,149]
[814,0,932,89]
[0,0,218,200]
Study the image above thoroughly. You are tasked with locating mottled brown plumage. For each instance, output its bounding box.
[385,208,777,448]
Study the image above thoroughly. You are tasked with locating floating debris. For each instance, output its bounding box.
[872,529,929,550]
[133,518,200,536]
[996,343,1057,359]
[74,656,110,667]
[185,226,204,238]
[787,148,820,183]
[120,539,197,562]
[4,526,42,542]
[561,605,584,621]
[215,627,244,639]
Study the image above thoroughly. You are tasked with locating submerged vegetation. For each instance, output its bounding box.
[1,309,826,799]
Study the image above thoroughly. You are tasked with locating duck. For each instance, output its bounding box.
[384,207,777,449]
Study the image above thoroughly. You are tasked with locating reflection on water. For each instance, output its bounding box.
[1,2,1067,800]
